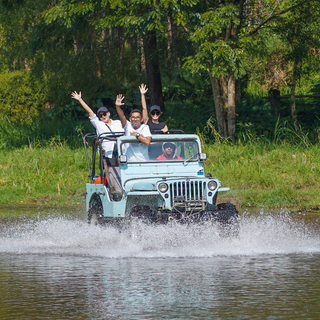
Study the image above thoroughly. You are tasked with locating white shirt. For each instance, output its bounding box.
[89,115,124,158]
[123,121,151,162]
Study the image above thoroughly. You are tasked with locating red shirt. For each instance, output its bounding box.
[156,154,182,160]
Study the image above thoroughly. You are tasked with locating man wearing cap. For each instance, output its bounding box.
[139,83,168,133]
[115,94,151,162]
[157,142,182,160]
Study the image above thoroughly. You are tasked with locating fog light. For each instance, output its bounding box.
[208,192,212,197]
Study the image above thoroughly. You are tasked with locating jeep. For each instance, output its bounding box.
[84,131,238,229]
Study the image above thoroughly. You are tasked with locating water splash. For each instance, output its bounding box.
[0,211,319,258]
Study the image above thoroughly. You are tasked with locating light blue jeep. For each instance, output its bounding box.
[84,132,238,227]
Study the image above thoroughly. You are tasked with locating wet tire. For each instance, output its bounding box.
[214,202,239,237]
[129,205,155,223]
[216,202,239,223]
[89,212,99,226]
[88,195,103,226]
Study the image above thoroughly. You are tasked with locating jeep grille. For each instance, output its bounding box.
[169,181,206,206]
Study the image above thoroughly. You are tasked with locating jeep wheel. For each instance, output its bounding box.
[88,211,100,226]
[215,202,239,237]
[88,195,103,226]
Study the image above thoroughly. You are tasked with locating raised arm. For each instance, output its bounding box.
[115,94,127,128]
[71,91,95,118]
[139,83,149,124]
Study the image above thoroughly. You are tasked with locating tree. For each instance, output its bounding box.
[272,1,320,130]
[184,0,319,139]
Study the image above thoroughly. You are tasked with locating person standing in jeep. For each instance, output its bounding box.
[115,94,151,161]
[71,91,124,163]
[139,83,168,133]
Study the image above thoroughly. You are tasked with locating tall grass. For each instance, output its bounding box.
[0,144,88,205]
[202,120,320,210]
[1,115,320,210]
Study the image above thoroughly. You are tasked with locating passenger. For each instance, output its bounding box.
[71,91,124,162]
[115,94,151,162]
[157,142,182,160]
[71,91,124,193]
[140,83,168,133]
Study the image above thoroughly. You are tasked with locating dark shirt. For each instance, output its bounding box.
[147,119,166,133]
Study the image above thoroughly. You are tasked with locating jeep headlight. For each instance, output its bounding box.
[158,183,168,193]
[208,180,217,191]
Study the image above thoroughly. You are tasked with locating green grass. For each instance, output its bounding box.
[1,141,320,211]
[203,141,320,210]
[0,144,88,205]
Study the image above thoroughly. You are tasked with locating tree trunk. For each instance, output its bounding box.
[138,37,146,74]
[209,72,227,137]
[227,72,236,139]
[291,24,300,131]
[209,72,237,139]
[220,75,229,135]
[89,29,101,78]
[268,89,281,115]
[143,30,164,109]
[166,10,178,66]
[235,78,241,108]
[291,57,299,131]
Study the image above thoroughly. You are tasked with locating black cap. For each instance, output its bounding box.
[150,105,161,112]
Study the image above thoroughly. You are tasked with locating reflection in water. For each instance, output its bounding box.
[0,211,320,319]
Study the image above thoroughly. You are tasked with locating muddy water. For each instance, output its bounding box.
[1,207,320,319]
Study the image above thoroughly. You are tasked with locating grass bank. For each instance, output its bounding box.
[1,142,320,211]
[203,142,320,211]
[0,144,88,205]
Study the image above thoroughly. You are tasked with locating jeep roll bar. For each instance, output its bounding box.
[83,132,124,183]
[151,129,185,134]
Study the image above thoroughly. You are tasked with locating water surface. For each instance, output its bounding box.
[1,208,320,319]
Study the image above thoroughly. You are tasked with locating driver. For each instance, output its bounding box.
[156,142,182,160]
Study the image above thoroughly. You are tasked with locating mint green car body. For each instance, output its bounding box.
[85,133,237,225]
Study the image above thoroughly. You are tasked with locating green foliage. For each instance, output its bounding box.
[0,70,46,123]
[0,0,320,143]
[185,3,243,78]
[0,114,91,150]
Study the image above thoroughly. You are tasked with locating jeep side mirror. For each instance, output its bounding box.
[119,155,127,163]
[199,153,207,161]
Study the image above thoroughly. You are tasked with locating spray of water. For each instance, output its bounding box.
[0,211,319,258]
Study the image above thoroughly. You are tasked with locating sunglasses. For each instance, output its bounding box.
[151,111,161,116]
[98,112,107,118]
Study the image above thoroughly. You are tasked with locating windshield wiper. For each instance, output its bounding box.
[183,153,199,165]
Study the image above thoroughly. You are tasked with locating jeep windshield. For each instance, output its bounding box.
[120,138,199,163]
